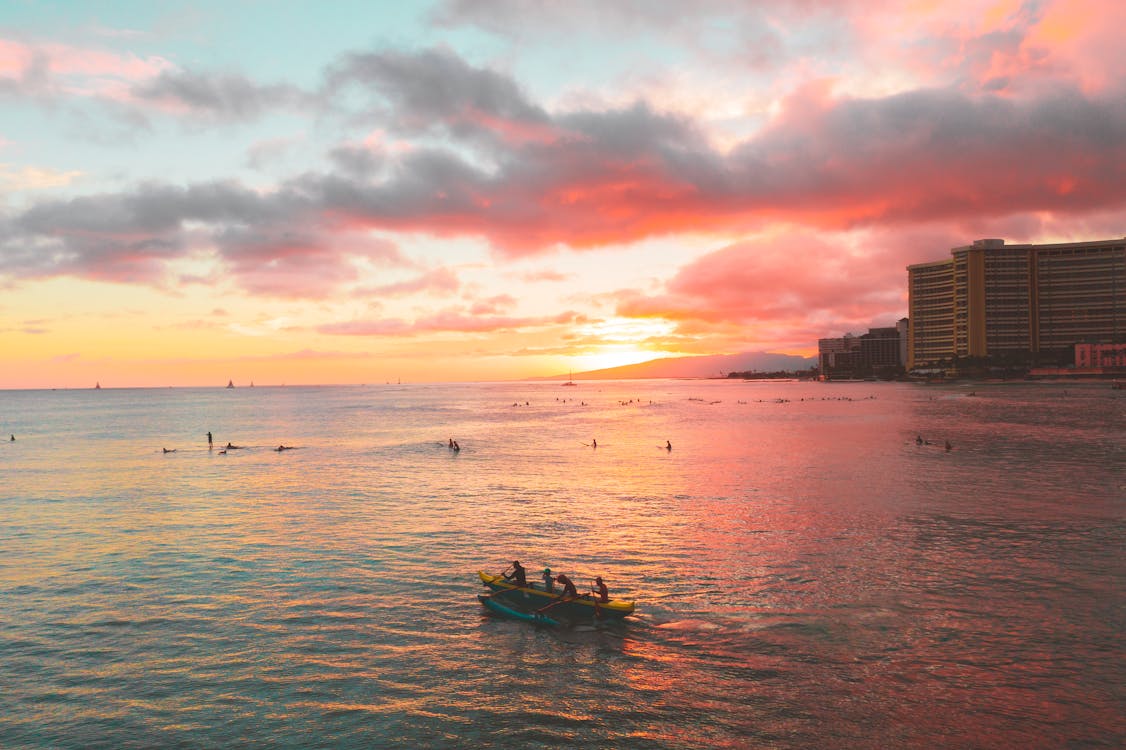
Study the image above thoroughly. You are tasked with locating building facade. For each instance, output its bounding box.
[907,238,1126,368]
[1074,342,1126,369]
[819,323,907,378]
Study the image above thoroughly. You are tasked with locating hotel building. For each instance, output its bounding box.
[907,238,1126,368]
[818,320,908,378]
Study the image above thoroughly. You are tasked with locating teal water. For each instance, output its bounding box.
[1,380,1123,748]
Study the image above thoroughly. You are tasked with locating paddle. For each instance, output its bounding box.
[535,595,576,615]
[535,578,586,614]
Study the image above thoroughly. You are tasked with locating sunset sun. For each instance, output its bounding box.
[568,317,677,373]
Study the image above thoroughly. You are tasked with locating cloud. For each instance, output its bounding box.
[0,164,84,190]
[0,37,172,99]
[318,307,581,337]
[325,47,556,149]
[354,267,461,298]
[131,69,306,120]
[613,226,967,346]
[469,294,517,315]
[4,45,1126,298]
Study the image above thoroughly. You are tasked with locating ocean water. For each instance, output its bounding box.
[1,379,1123,749]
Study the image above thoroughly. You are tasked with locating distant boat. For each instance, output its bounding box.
[94,382,101,389]
[226,380,235,389]
[563,370,577,386]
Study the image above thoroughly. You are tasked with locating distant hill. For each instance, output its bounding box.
[539,351,817,381]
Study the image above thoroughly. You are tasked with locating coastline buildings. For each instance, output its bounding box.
[818,320,908,378]
[907,238,1126,369]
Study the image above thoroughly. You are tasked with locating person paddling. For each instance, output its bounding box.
[503,560,527,587]
[592,576,609,603]
[555,572,578,598]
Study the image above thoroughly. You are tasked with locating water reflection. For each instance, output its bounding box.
[1,381,1123,748]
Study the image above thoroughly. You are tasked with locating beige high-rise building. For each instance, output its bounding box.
[907,238,1126,368]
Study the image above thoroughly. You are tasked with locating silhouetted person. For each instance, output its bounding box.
[207,431,213,449]
[666,440,672,451]
[592,438,597,448]
[555,573,578,598]
[593,576,609,603]
[503,560,527,587]
[542,568,554,593]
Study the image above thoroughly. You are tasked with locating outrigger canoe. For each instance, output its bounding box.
[478,594,562,627]
[477,571,636,622]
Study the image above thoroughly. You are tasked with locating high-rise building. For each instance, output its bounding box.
[818,325,906,378]
[907,238,1126,368]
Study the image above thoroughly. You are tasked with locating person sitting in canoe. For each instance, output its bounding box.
[592,576,609,603]
[555,572,578,598]
[542,568,554,593]
[502,560,527,587]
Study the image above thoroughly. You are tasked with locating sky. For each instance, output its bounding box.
[2,0,1125,388]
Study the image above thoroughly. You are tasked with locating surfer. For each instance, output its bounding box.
[275,445,293,451]
[162,447,176,453]
[207,431,213,449]
[666,440,672,451]
[592,438,597,448]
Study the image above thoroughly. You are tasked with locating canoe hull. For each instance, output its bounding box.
[478,594,562,627]
[478,571,635,622]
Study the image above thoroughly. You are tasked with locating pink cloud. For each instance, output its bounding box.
[469,294,517,315]
[614,225,973,347]
[0,37,172,99]
[353,267,460,298]
[318,308,581,337]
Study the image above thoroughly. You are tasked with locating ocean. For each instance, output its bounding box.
[1,379,1123,749]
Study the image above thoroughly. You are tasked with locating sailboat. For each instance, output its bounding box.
[563,370,577,386]
[226,379,235,389]
[94,382,101,389]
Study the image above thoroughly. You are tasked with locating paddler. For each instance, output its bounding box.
[555,572,578,598]
[502,560,527,587]
[592,576,609,603]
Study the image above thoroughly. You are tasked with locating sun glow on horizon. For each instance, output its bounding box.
[565,317,678,372]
